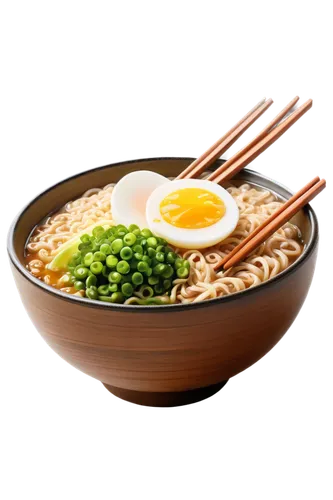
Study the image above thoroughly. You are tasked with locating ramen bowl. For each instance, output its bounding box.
[7,158,319,407]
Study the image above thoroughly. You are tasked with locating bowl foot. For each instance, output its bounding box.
[103,380,228,407]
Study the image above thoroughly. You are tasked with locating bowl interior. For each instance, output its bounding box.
[9,157,315,288]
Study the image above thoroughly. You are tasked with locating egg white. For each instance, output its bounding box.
[146,179,239,249]
[111,170,170,228]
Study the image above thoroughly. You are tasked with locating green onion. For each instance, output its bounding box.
[68,275,76,285]
[142,255,151,265]
[98,284,110,296]
[176,266,189,278]
[86,274,97,288]
[120,246,133,260]
[105,228,115,237]
[166,252,177,264]
[92,226,105,238]
[96,237,107,246]
[133,244,143,254]
[68,254,81,269]
[147,237,158,248]
[154,284,164,294]
[162,264,174,278]
[148,275,159,285]
[100,243,112,255]
[153,263,166,275]
[90,261,103,275]
[67,223,190,305]
[108,283,118,292]
[86,287,99,300]
[106,255,118,268]
[83,252,94,267]
[183,260,190,270]
[80,234,91,243]
[175,258,184,270]
[137,261,149,273]
[132,272,144,286]
[147,248,156,258]
[80,249,92,259]
[121,274,133,283]
[115,225,128,238]
[121,282,134,297]
[111,238,124,254]
[93,251,106,262]
[99,296,113,302]
[116,229,127,238]
[141,228,152,238]
[102,265,109,278]
[155,252,164,262]
[91,242,99,253]
[123,232,137,246]
[78,241,91,251]
[74,265,89,279]
[110,292,125,303]
[116,260,130,275]
[144,298,163,305]
[140,285,154,298]
[74,280,85,291]
[108,271,122,284]
[163,279,172,289]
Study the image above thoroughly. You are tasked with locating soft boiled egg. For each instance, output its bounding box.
[111,170,170,228]
[146,179,239,249]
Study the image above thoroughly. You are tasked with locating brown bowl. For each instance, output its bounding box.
[7,158,319,407]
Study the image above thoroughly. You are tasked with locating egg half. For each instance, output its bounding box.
[146,179,239,249]
[111,170,170,228]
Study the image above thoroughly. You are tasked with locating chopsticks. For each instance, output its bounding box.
[214,177,326,272]
[177,98,273,180]
[209,99,313,185]
[173,96,324,272]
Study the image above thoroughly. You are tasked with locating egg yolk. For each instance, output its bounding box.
[159,188,226,229]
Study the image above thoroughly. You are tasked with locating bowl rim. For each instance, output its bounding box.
[7,156,319,313]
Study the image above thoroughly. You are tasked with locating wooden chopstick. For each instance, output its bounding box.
[214,176,320,271]
[207,96,300,182]
[177,98,273,180]
[214,178,326,272]
[211,99,313,185]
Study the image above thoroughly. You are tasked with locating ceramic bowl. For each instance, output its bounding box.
[7,158,319,406]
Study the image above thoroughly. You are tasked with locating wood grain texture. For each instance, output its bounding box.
[179,99,273,180]
[8,159,319,406]
[11,249,317,393]
[217,177,323,271]
[212,99,313,185]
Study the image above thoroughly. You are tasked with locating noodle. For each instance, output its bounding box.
[26,184,115,290]
[25,182,303,304]
[170,183,303,303]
